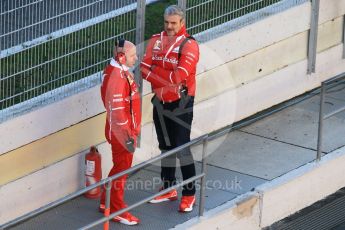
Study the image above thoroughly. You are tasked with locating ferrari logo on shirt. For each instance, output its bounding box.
[153,40,161,50]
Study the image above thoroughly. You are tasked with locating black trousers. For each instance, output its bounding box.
[152,95,196,196]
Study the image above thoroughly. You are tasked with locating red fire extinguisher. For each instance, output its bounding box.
[84,146,102,199]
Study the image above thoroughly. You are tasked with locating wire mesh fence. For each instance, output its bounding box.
[0,0,137,121]
[0,0,134,51]
[186,0,281,35]
[1,0,305,123]
[189,0,308,43]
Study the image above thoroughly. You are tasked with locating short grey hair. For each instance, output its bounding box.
[164,5,185,21]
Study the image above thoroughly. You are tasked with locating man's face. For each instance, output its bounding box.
[125,46,138,68]
[164,14,184,37]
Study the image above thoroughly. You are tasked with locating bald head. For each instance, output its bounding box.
[114,40,135,56]
[123,40,135,51]
[114,40,137,67]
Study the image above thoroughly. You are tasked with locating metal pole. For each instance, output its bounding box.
[103,181,112,230]
[199,136,208,217]
[307,0,320,74]
[343,15,345,58]
[135,0,146,147]
[135,0,145,74]
[316,82,326,161]
[178,0,187,13]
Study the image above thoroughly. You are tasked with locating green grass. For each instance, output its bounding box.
[0,0,280,111]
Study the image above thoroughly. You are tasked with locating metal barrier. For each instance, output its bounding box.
[4,72,345,229]
[0,0,324,225]
[0,0,137,121]
[0,0,303,123]
[184,0,283,36]
[189,0,309,43]
[2,82,317,229]
[317,72,345,160]
[1,134,209,229]
[2,91,298,229]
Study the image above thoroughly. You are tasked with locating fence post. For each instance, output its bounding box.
[178,0,187,13]
[135,0,146,59]
[135,0,146,147]
[316,82,326,161]
[103,181,112,230]
[307,0,320,74]
[343,15,345,58]
[199,136,208,217]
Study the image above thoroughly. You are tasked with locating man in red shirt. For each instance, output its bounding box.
[99,39,141,225]
[141,5,200,212]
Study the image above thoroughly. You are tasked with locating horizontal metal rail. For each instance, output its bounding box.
[1,134,207,229]
[324,72,345,84]
[80,174,205,230]
[187,0,271,31]
[0,61,106,104]
[1,29,135,82]
[324,106,345,120]
[208,127,232,141]
[0,1,140,59]
[187,0,215,11]
[0,0,43,16]
[1,1,107,38]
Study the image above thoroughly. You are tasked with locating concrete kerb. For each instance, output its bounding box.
[172,192,259,230]
[172,145,345,230]
[257,145,345,228]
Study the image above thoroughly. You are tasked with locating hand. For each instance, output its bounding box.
[151,65,157,71]
[140,67,150,79]
[125,137,135,153]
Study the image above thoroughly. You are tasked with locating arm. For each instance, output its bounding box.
[105,76,132,145]
[152,40,199,85]
[140,37,173,88]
